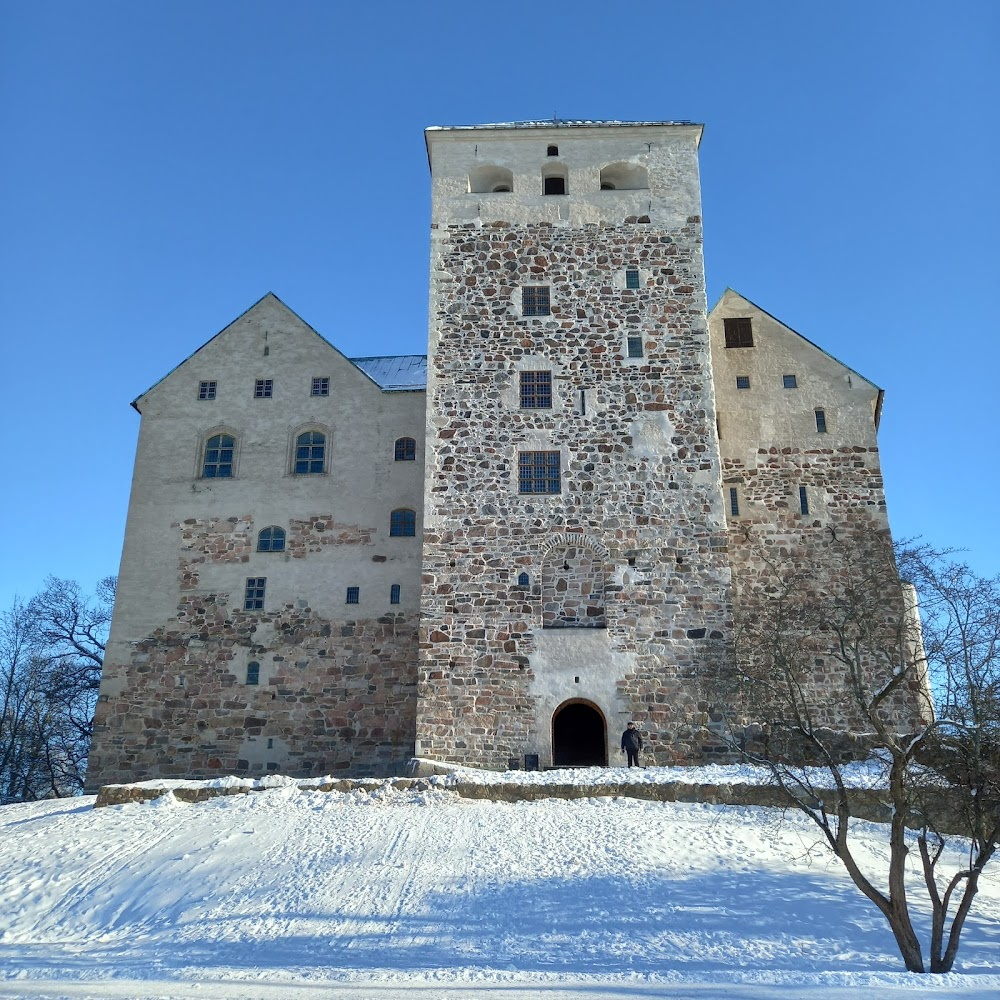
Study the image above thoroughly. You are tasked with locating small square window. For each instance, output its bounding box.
[626,336,644,359]
[799,486,809,515]
[518,451,561,494]
[390,584,401,605]
[255,379,273,398]
[198,381,217,400]
[728,487,740,517]
[724,317,754,348]
[625,268,640,289]
[311,377,330,396]
[522,286,550,317]
[519,371,552,408]
[346,586,360,605]
[244,577,266,611]
[783,374,797,389]
[736,376,750,390]
[815,409,827,433]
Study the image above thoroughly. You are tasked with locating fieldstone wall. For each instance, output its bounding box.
[419,218,733,769]
[89,595,419,785]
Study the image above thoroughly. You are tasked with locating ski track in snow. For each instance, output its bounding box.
[0,779,998,999]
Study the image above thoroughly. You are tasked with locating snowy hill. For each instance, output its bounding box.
[1,766,999,1000]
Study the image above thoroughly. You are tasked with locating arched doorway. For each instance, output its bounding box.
[552,700,607,767]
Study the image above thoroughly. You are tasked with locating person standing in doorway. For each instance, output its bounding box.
[621,722,643,768]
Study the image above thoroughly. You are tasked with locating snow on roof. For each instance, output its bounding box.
[351,354,427,391]
[427,119,699,131]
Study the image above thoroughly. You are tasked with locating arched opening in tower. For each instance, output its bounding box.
[551,701,607,767]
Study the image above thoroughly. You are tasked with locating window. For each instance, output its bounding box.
[394,437,416,461]
[390,584,401,605]
[625,268,640,289]
[202,434,235,478]
[518,451,561,494]
[390,508,416,537]
[519,371,552,408]
[246,662,260,685]
[294,431,326,474]
[346,586,360,604]
[254,379,273,398]
[257,526,285,552]
[736,376,751,390]
[311,377,329,396]
[547,145,559,156]
[517,572,530,588]
[543,176,566,195]
[729,487,740,517]
[626,336,644,359]
[522,286,550,317]
[198,381,217,400]
[723,317,754,348]
[783,374,798,389]
[244,577,266,611]
[799,486,809,515]
[815,409,827,433]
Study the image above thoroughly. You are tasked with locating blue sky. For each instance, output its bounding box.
[1,1,997,612]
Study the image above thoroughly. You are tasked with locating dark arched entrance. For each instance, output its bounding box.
[552,700,607,767]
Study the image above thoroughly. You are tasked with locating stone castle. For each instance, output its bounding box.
[87,120,918,787]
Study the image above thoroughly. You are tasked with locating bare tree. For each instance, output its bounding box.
[0,577,113,801]
[714,530,999,973]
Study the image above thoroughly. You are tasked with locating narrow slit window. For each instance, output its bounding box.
[244,577,266,611]
[799,486,809,515]
[390,584,401,605]
[522,286,550,317]
[625,268,640,289]
[729,487,740,517]
[346,586,360,604]
[815,409,827,433]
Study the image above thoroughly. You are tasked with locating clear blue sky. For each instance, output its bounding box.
[1,1,997,612]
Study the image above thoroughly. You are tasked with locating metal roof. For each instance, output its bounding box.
[351,355,427,391]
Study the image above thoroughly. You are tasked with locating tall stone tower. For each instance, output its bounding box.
[417,121,733,768]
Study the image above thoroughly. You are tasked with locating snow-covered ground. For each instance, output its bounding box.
[1,766,998,999]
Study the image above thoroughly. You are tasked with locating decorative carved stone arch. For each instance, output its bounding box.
[539,533,609,629]
[551,698,607,767]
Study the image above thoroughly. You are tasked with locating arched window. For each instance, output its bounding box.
[517,572,530,588]
[390,508,416,537]
[257,526,286,552]
[547,145,559,156]
[468,165,514,194]
[394,437,416,461]
[599,162,649,191]
[202,433,235,478]
[246,662,260,685]
[294,431,326,474]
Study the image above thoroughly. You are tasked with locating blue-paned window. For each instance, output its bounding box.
[390,584,401,605]
[346,586,360,604]
[257,526,285,552]
[520,371,552,408]
[626,268,640,289]
[517,572,530,588]
[522,286,550,316]
[244,578,266,611]
[627,336,644,358]
[294,431,326,474]
[783,374,797,389]
[394,437,416,461]
[736,376,750,390]
[390,508,416,537]
[518,451,561,494]
[246,662,260,685]
[729,487,740,517]
[202,434,235,478]
[799,486,810,515]
[815,409,827,433]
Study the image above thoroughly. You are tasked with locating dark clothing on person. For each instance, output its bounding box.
[621,726,643,768]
